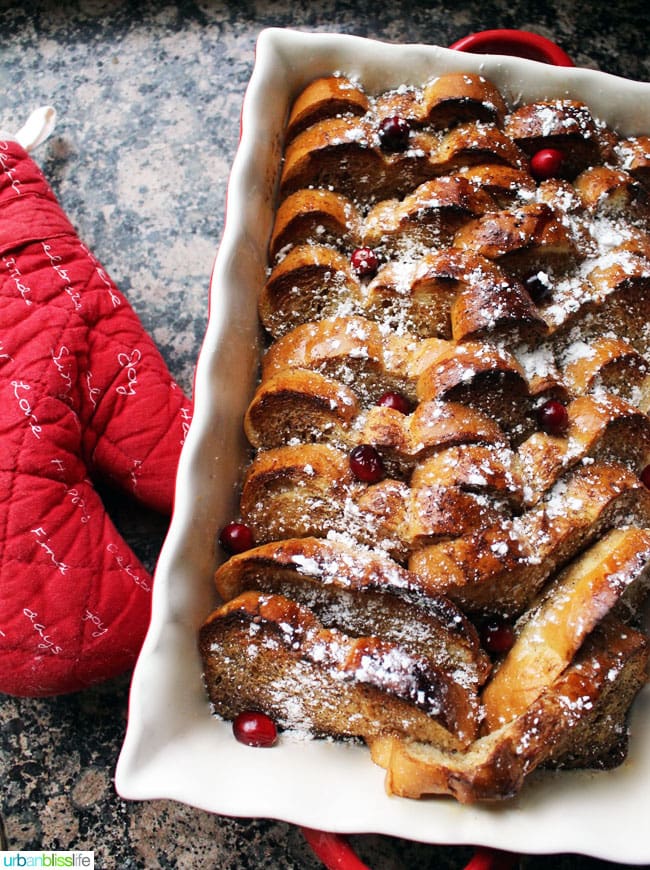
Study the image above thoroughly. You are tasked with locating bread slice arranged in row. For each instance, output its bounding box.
[200,70,650,803]
[370,615,649,801]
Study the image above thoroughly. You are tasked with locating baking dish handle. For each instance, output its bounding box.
[302,829,519,870]
[301,828,371,870]
[300,27,572,870]
[449,28,574,66]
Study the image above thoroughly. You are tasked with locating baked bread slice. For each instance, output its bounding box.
[362,175,495,253]
[213,536,491,688]
[199,590,480,749]
[574,165,650,225]
[408,462,650,616]
[370,615,648,802]
[456,163,536,204]
[453,201,577,277]
[562,336,650,405]
[260,315,451,406]
[240,441,521,558]
[420,72,507,128]
[284,75,369,143]
[360,399,507,478]
[616,135,650,186]
[504,99,604,177]
[244,368,359,450]
[260,244,361,338]
[481,526,650,730]
[516,393,650,505]
[269,188,361,259]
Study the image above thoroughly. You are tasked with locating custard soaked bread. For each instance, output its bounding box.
[200,71,650,802]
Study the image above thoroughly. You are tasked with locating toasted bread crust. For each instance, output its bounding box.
[285,75,370,142]
[505,100,603,177]
[370,617,648,802]
[408,462,650,615]
[213,537,491,687]
[481,528,650,729]
[200,590,479,747]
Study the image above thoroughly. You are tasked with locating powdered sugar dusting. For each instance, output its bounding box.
[203,70,650,797]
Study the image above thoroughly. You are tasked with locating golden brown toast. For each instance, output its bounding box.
[616,135,650,186]
[200,590,479,748]
[243,368,359,450]
[284,75,369,142]
[260,316,451,404]
[269,188,362,259]
[516,393,650,505]
[562,336,650,404]
[240,442,518,557]
[420,72,508,128]
[453,201,577,277]
[362,175,495,253]
[213,536,491,687]
[481,527,650,729]
[504,100,603,177]
[408,462,650,616]
[370,616,649,802]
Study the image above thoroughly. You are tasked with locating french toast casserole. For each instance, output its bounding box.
[199,71,650,803]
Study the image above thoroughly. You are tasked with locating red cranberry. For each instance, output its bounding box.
[219,521,254,554]
[536,399,569,436]
[530,147,564,180]
[640,465,650,488]
[377,391,412,414]
[233,710,278,747]
[349,444,385,483]
[378,116,411,152]
[523,271,553,304]
[480,619,516,655]
[351,246,379,278]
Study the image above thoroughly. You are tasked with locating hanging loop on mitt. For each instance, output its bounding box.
[0,105,57,151]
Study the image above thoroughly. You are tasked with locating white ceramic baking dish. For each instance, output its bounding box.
[115,27,650,863]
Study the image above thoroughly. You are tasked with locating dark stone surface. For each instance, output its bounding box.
[1,1,650,867]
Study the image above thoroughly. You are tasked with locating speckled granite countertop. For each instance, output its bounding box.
[1,2,650,868]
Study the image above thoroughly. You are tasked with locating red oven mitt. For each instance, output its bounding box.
[0,115,193,696]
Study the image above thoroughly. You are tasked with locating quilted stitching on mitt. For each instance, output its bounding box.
[0,140,193,696]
